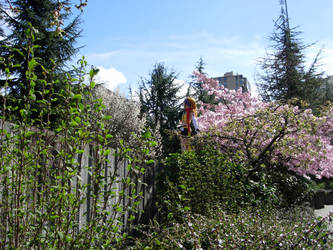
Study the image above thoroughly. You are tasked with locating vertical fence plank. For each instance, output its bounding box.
[78,144,90,230]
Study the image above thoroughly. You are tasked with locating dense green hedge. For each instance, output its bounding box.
[162,149,248,216]
[156,144,313,222]
[139,136,330,249]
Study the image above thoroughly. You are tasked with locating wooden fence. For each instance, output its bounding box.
[75,144,156,230]
[0,120,157,240]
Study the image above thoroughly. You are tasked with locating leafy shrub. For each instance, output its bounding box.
[131,206,332,249]
[171,149,247,214]
[0,30,156,249]
[162,129,182,155]
[157,147,264,223]
[156,135,314,225]
[262,163,314,206]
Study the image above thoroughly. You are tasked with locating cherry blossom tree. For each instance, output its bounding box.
[195,72,333,179]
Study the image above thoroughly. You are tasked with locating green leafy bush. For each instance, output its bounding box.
[0,28,156,249]
[131,206,332,249]
[262,163,314,206]
[156,135,313,225]
[164,149,248,215]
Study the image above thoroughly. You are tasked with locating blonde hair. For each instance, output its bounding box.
[184,97,197,116]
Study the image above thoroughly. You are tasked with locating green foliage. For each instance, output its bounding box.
[188,57,216,107]
[156,135,314,225]
[132,137,328,248]
[0,38,155,248]
[161,129,181,155]
[165,150,248,215]
[316,77,333,106]
[156,148,248,223]
[0,0,82,123]
[246,163,313,207]
[131,206,332,249]
[311,177,333,191]
[139,62,183,155]
[256,1,324,107]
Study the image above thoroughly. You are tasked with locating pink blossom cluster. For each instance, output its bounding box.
[195,72,333,178]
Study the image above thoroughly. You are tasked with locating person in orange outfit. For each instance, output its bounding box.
[179,97,199,151]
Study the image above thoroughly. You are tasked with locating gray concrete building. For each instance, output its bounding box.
[213,72,250,92]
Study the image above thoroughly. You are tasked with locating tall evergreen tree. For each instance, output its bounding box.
[0,0,81,119]
[188,57,215,106]
[188,57,206,99]
[139,63,182,130]
[256,0,323,106]
[139,63,182,153]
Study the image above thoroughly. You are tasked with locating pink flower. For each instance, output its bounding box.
[195,72,333,178]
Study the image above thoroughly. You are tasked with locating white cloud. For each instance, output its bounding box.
[95,66,127,90]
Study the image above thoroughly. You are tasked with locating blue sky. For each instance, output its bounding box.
[76,0,333,96]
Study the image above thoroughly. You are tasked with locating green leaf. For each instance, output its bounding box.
[142,130,152,139]
[71,120,78,127]
[103,115,112,120]
[58,231,64,240]
[30,93,36,101]
[50,215,59,220]
[55,127,62,133]
[28,58,38,69]
[12,48,24,57]
[75,116,81,123]
[146,159,154,165]
[20,109,28,117]
[73,94,82,102]
[30,81,36,88]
